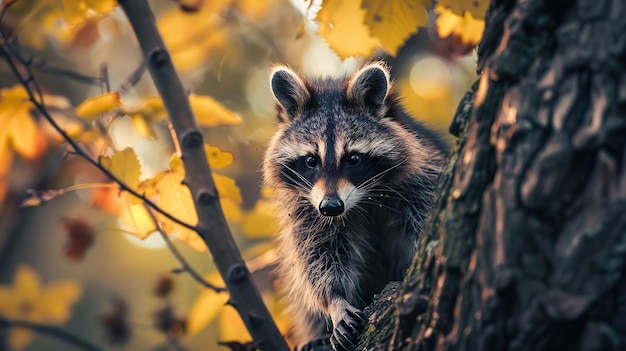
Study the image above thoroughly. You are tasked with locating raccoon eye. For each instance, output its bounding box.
[347,154,361,166]
[305,156,319,168]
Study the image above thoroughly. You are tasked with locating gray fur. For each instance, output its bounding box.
[263,62,448,350]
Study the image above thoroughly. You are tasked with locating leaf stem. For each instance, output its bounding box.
[64,182,120,191]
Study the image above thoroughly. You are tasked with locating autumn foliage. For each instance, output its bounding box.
[0,0,486,350]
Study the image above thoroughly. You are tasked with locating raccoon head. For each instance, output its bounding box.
[265,62,426,218]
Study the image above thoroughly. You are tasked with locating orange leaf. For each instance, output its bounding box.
[91,185,125,215]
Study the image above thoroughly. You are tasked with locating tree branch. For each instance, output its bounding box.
[0,317,105,351]
[116,1,289,350]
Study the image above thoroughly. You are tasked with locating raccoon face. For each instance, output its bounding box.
[265,63,416,218]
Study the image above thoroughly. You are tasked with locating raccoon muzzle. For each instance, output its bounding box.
[319,193,344,216]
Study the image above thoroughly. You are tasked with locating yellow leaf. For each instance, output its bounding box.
[122,95,240,127]
[137,166,202,251]
[100,148,142,190]
[260,187,274,198]
[236,0,276,20]
[121,96,166,120]
[174,226,207,252]
[158,5,229,71]
[187,288,229,334]
[213,173,242,204]
[363,0,431,56]
[166,154,182,174]
[84,0,118,15]
[130,114,159,139]
[75,92,121,120]
[217,290,284,342]
[242,199,278,238]
[205,144,234,170]
[0,85,45,169]
[316,0,380,59]
[137,153,241,252]
[60,0,118,25]
[221,197,243,223]
[438,0,488,19]
[190,94,241,127]
[219,304,251,342]
[0,265,82,351]
[187,272,228,335]
[435,5,485,47]
[261,290,291,337]
[14,266,41,301]
[41,281,83,322]
[120,199,157,239]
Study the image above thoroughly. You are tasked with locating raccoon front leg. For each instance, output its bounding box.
[328,297,367,351]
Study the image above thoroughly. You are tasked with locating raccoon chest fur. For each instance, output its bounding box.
[263,62,447,351]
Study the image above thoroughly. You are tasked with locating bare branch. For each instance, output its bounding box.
[0,317,105,351]
[118,61,147,94]
[32,62,102,86]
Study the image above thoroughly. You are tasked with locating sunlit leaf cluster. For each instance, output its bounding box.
[314,0,488,59]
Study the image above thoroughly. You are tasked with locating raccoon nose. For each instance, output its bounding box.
[319,194,344,216]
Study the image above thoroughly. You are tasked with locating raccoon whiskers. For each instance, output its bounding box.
[349,205,370,225]
[356,158,409,191]
[359,199,402,214]
[278,170,311,192]
[281,163,314,188]
[368,186,411,203]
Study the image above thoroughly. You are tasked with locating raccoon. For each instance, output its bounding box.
[263,62,448,351]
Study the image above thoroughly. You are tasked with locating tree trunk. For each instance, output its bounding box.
[360,0,626,350]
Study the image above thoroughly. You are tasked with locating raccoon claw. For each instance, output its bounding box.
[330,309,367,351]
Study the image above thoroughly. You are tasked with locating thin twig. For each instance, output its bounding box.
[0,317,105,351]
[0,0,20,22]
[0,35,197,234]
[32,62,102,85]
[5,1,45,44]
[118,61,147,94]
[143,204,226,292]
[100,64,110,92]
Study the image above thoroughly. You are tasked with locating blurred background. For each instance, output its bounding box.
[0,0,478,349]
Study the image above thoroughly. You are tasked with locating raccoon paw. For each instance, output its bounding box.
[330,306,367,351]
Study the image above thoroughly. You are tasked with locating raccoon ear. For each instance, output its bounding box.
[347,62,391,116]
[270,66,310,123]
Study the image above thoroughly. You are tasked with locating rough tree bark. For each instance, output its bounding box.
[358,0,626,350]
